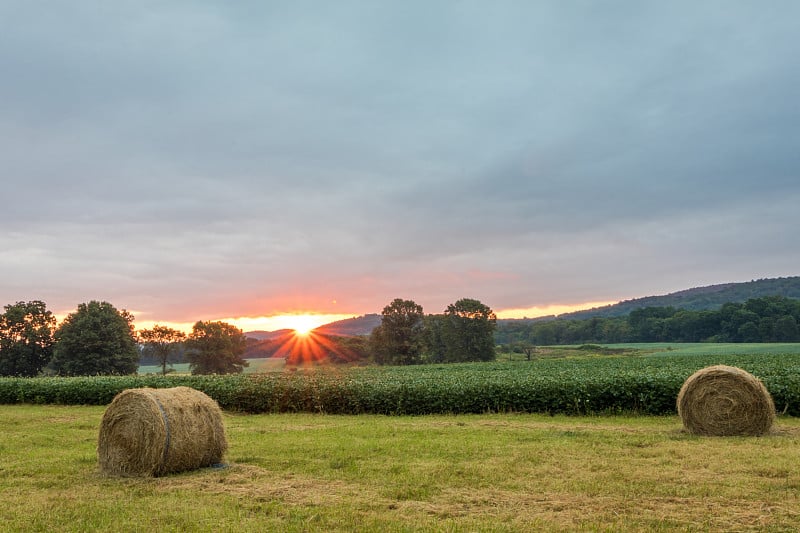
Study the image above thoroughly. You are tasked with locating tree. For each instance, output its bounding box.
[441,298,497,362]
[773,315,799,342]
[370,298,425,365]
[185,321,249,374]
[421,314,448,363]
[139,325,186,375]
[0,300,57,377]
[50,301,139,376]
[517,341,537,361]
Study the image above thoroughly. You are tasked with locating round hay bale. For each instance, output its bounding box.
[98,386,227,476]
[677,365,775,436]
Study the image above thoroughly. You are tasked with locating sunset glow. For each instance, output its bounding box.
[495,301,618,320]
[72,301,617,337]
[130,313,355,335]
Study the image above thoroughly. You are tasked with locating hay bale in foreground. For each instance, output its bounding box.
[677,365,775,436]
[98,386,227,476]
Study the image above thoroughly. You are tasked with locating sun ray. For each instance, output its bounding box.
[268,330,360,367]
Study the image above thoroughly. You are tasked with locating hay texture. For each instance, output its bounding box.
[677,365,775,436]
[98,386,227,476]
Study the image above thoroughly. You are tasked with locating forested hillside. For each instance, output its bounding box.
[496,295,800,345]
[560,276,800,320]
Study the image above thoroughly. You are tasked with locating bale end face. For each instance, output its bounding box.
[677,365,775,437]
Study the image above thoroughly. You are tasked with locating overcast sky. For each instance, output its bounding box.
[2,2,799,326]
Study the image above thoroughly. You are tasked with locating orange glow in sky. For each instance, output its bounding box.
[60,301,616,336]
[131,313,356,335]
[495,300,618,320]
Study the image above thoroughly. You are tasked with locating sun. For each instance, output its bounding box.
[286,314,322,335]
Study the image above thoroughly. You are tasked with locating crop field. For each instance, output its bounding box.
[5,348,800,416]
[3,405,800,531]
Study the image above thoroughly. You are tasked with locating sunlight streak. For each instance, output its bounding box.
[270,330,358,366]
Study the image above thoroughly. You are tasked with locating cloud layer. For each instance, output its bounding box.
[2,2,799,322]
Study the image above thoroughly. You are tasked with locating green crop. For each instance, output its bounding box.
[2,352,799,415]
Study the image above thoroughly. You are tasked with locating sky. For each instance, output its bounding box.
[2,2,799,332]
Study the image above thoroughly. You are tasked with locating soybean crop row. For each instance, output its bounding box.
[2,352,799,416]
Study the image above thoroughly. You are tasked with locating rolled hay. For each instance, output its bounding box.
[677,365,775,436]
[98,386,227,476]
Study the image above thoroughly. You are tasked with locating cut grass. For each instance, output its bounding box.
[2,405,800,531]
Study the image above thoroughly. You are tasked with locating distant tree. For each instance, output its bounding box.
[628,307,677,342]
[441,298,497,362]
[737,321,760,343]
[139,325,186,375]
[773,315,799,342]
[421,314,448,363]
[517,341,536,361]
[185,320,249,374]
[370,298,425,365]
[0,300,57,377]
[50,301,139,376]
[719,304,760,342]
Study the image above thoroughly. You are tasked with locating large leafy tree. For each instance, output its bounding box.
[138,325,186,375]
[51,301,139,376]
[0,300,57,377]
[441,298,497,362]
[421,314,448,363]
[185,320,249,375]
[370,298,425,365]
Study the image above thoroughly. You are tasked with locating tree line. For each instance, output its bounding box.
[0,296,498,376]
[496,295,800,346]
[0,300,248,377]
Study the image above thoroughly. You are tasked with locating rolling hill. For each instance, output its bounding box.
[558,276,800,320]
[244,277,800,339]
[243,329,294,341]
[314,314,381,336]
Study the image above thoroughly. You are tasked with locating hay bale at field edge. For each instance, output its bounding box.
[97,386,227,476]
[677,365,775,436]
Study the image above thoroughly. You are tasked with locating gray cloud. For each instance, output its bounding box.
[2,2,799,320]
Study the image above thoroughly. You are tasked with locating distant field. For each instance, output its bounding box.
[141,344,800,374]
[138,357,285,375]
[499,342,800,362]
[613,342,800,357]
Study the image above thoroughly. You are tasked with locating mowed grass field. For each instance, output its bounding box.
[138,357,286,375]
[3,405,800,532]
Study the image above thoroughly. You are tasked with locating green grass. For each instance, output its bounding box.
[508,342,800,358]
[594,342,800,357]
[2,405,800,531]
[138,357,286,375]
